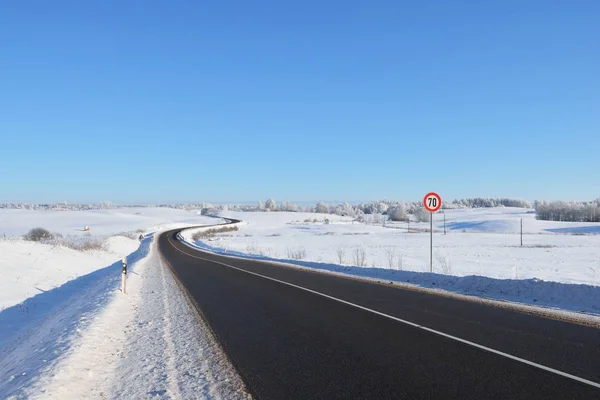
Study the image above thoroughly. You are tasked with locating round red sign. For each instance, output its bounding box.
[423,192,442,212]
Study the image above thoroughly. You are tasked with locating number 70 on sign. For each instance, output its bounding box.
[424,192,442,212]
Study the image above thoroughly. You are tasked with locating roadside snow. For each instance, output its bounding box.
[0,208,243,399]
[0,207,214,310]
[182,209,600,315]
[33,236,248,400]
[0,237,140,398]
[0,240,121,310]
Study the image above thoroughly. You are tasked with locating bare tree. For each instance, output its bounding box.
[336,248,345,264]
[386,248,395,269]
[352,247,367,267]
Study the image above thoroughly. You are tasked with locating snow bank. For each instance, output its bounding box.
[30,235,248,400]
[0,238,137,310]
[0,237,146,398]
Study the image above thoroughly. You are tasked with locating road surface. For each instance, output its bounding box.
[158,228,600,399]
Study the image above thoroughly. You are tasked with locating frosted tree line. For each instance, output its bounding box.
[534,199,600,222]
[446,198,532,209]
[4,197,600,223]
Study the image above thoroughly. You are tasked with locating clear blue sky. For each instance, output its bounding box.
[1,1,598,204]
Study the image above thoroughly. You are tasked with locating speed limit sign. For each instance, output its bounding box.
[424,192,442,213]
[424,192,442,273]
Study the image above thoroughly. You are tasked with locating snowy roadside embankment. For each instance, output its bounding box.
[0,237,137,311]
[180,210,600,317]
[0,233,249,399]
[0,236,141,398]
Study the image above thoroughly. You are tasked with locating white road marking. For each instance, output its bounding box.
[165,234,600,390]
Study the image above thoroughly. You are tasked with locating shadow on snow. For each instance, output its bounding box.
[192,240,600,316]
[0,236,153,398]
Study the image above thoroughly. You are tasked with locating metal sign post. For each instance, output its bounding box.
[430,213,433,272]
[423,192,442,273]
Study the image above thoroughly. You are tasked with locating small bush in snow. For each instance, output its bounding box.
[47,236,107,251]
[24,228,54,242]
[118,231,141,240]
[388,205,408,221]
[372,214,382,224]
[436,252,452,274]
[352,247,367,267]
[246,244,260,254]
[396,253,404,270]
[336,248,345,264]
[192,225,239,240]
[386,248,395,269]
[286,248,307,260]
[414,207,430,223]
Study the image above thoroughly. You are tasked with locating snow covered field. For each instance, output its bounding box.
[0,207,215,238]
[1,205,598,397]
[0,207,242,398]
[0,207,215,310]
[187,208,600,315]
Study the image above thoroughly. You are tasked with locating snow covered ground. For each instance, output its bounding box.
[0,207,216,238]
[0,208,243,398]
[1,205,598,397]
[0,207,215,310]
[185,208,600,315]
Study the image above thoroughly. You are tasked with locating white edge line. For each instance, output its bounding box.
[165,234,600,390]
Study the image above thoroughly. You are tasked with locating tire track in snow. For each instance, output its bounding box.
[109,237,249,399]
[159,260,184,400]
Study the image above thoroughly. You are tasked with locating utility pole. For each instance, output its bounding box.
[444,212,446,235]
[520,219,523,247]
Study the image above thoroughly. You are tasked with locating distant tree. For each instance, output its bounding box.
[414,207,430,223]
[388,204,408,221]
[258,200,265,211]
[534,199,600,222]
[341,201,354,216]
[280,200,298,212]
[24,228,53,242]
[315,202,330,214]
[265,198,277,211]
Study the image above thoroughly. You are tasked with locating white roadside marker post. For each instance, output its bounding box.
[423,192,442,274]
[122,257,127,294]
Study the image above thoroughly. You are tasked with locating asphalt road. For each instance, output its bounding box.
[158,228,600,400]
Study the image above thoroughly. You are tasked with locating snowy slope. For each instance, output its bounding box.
[22,236,248,400]
[0,208,239,398]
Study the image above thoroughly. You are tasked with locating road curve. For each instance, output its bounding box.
[158,227,600,400]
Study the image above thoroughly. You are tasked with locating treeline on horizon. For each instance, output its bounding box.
[2,197,600,223]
